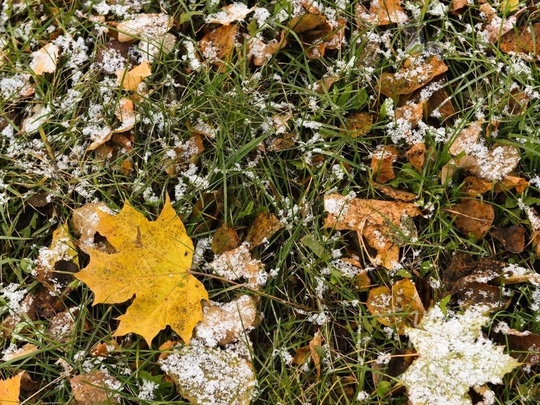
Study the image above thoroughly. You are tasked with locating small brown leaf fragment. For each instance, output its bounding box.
[345,112,373,138]
[70,371,121,405]
[462,176,493,196]
[495,175,529,193]
[195,295,258,346]
[310,331,323,377]
[490,226,525,253]
[366,279,425,334]
[2,343,39,361]
[356,0,408,26]
[493,331,540,365]
[447,199,494,239]
[454,281,507,311]
[199,24,238,68]
[112,98,136,133]
[371,145,399,184]
[289,13,327,33]
[30,43,59,75]
[247,33,286,66]
[449,121,483,156]
[396,102,424,128]
[211,224,240,255]
[371,182,417,202]
[245,211,283,248]
[500,22,540,55]
[379,55,448,97]
[427,88,455,122]
[451,0,469,14]
[405,143,426,172]
[525,207,540,259]
[440,161,457,184]
[116,61,152,91]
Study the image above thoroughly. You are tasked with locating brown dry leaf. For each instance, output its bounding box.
[209,244,266,289]
[454,281,508,311]
[451,0,469,14]
[165,134,205,177]
[490,226,525,253]
[345,112,374,138]
[70,371,120,405]
[427,88,455,121]
[112,98,136,133]
[116,13,173,42]
[247,35,285,66]
[2,344,39,361]
[199,24,238,68]
[341,258,372,290]
[371,145,399,184]
[194,295,258,346]
[449,121,483,156]
[405,143,426,171]
[366,279,425,334]
[493,330,540,365]
[91,341,120,357]
[211,224,240,255]
[46,307,87,342]
[447,199,494,239]
[496,175,529,193]
[462,176,493,196]
[116,61,152,91]
[0,373,23,405]
[75,197,208,345]
[396,102,424,128]
[207,3,254,25]
[30,43,59,75]
[35,224,78,294]
[245,211,283,248]
[370,182,417,202]
[379,55,448,97]
[324,194,422,269]
[356,0,408,26]
[500,22,540,55]
[289,13,327,33]
[292,331,324,377]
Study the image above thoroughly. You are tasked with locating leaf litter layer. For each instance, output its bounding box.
[1,0,540,403]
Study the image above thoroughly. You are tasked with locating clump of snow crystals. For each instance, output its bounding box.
[400,305,520,405]
[159,345,257,405]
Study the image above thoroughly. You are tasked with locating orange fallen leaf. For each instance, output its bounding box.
[70,371,120,405]
[0,373,23,405]
[76,196,208,345]
[199,24,238,68]
[345,112,374,138]
[356,0,408,26]
[379,55,448,97]
[366,279,425,334]
[112,97,136,133]
[324,194,422,269]
[447,199,494,239]
[289,13,327,33]
[116,61,152,91]
[371,182,417,202]
[211,224,240,255]
[500,22,540,55]
[30,43,59,75]
[245,211,283,248]
[371,145,399,184]
[427,88,455,121]
[405,143,426,172]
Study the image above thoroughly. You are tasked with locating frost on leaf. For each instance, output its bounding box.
[323,194,422,269]
[30,43,59,75]
[400,306,520,405]
[159,345,257,405]
[116,61,151,91]
[0,372,23,405]
[356,0,409,26]
[208,244,266,289]
[69,370,121,405]
[75,196,208,345]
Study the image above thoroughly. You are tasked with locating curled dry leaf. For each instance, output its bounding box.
[116,61,152,91]
[462,175,529,196]
[356,0,408,26]
[490,226,525,253]
[30,43,59,75]
[405,143,426,171]
[500,22,540,55]
[370,182,417,202]
[245,210,283,248]
[195,295,258,346]
[69,371,121,405]
[199,24,238,68]
[324,194,422,269]
[447,199,494,239]
[371,145,399,184]
[366,279,425,334]
[211,224,240,255]
[292,331,324,377]
[206,3,254,25]
[345,111,373,138]
[35,224,78,294]
[112,97,136,133]
[159,345,257,405]
[379,55,448,97]
[209,244,266,289]
[116,13,173,43]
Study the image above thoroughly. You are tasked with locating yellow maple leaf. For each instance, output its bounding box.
[75,196,208,345]
[0,373,22,405]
